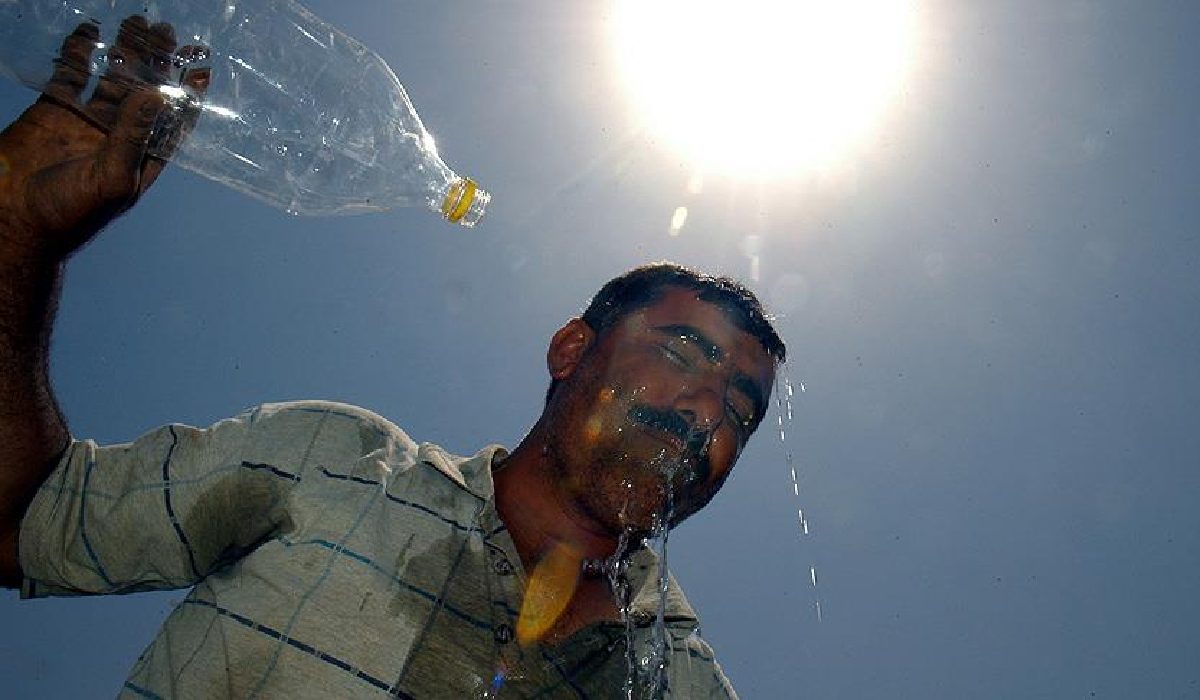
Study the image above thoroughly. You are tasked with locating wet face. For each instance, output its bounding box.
[544,287,776,535]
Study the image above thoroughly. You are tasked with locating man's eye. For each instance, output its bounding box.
[660,344,691,366]
[725,401,754,435]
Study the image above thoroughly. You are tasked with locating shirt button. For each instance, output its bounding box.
[493,558,514,575]
[494,623,514,644]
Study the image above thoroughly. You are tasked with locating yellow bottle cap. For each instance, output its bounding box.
[440,178,489,227]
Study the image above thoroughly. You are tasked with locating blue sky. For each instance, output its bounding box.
[2,1,1199,697]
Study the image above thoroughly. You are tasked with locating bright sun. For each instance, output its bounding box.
[612,0,918,178]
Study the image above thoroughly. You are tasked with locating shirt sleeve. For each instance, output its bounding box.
[19,404,304,598]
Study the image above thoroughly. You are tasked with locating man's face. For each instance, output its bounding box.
[545,287,776,536]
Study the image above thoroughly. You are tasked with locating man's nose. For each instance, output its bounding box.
[673,383,724,432]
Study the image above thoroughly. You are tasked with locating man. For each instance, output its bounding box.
[0,18,785,699]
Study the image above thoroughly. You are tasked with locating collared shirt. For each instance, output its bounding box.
[20,400,738,699]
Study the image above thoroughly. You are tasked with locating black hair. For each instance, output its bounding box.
[546,262,786,403]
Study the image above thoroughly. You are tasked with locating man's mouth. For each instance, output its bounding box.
[633,421,686,454]
[626,404,713,483]
[628,404,687,450]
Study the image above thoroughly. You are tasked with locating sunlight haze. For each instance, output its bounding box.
[611,0,918,177]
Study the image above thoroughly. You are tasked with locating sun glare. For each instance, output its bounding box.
[612,0,917,177]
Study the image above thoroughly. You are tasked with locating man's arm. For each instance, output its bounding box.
[0,17,199,587]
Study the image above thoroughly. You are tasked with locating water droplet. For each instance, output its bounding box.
[777,369,822,621]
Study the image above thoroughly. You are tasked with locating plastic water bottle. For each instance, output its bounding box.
[0,0,490,225]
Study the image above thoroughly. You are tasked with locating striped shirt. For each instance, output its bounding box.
[20,400,738,698]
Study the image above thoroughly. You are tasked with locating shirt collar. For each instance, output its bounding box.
[434,444,701,627]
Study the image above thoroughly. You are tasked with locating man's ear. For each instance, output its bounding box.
[547,318,596,380]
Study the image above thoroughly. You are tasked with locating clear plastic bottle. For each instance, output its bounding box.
[0,0,489,224]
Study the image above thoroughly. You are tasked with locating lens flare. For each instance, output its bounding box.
[517,541,584,645]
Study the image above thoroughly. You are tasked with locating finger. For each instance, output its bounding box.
[146,22,179,82]
[100,88,169,201]
[86,16,148,123]
[43,22,100,106]
[177,45,213,96]
[87,16,175,124]
[145,44,212,163]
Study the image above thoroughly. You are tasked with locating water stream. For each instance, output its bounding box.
[641,487,674,697]
[605,528,636,700]
[777,373,821,622]
[606,371,816,698]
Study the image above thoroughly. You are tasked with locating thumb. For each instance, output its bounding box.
[97,87,168,204]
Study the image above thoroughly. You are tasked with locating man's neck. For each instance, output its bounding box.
[492,431,619,572]
[492,428,627,643]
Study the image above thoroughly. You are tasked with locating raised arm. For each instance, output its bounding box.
[0,17,204,586]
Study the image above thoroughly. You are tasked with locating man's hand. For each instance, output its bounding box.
[0,16,207,260]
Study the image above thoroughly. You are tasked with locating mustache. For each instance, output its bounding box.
[627,404,713,482]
